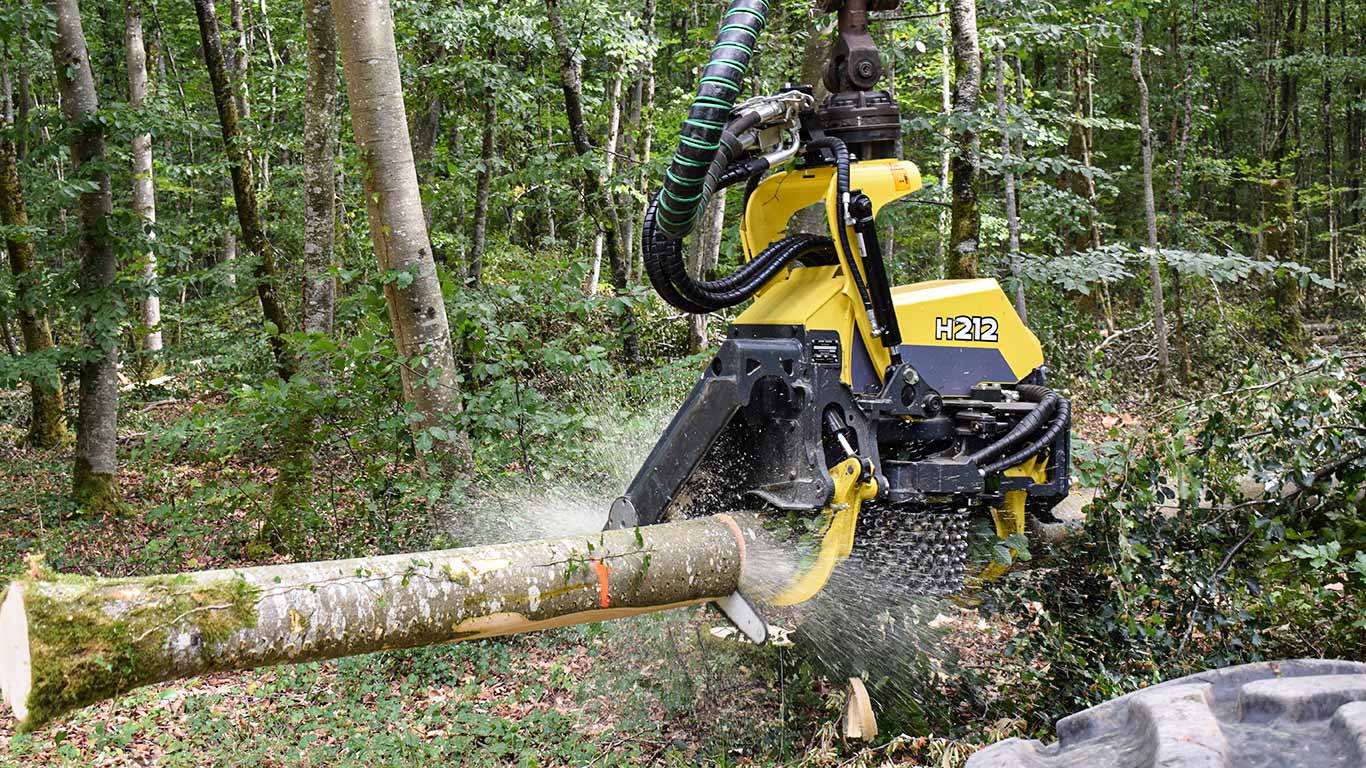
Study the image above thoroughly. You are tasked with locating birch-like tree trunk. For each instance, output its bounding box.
[0,55,70,448]
[687,195,725,354]
[1,515,750,732]
[194,0,295,381]
[333,0,467,445]
[994,47,1025,322]
[790,12,834,237]
[467,89,496,288]
[544,0,625,286]
[50,0,120,513]
[229,0,250,118]
[937,0,951,268]
[1130,18,1172,389]
[947,0,981,279]
[603,71,624,267]
[221,228,238,288]
[125,0,161,356]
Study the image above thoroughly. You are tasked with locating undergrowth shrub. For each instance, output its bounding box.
[988,352,1365,733]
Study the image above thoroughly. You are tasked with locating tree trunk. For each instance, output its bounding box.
[468,88,497,288]
[687,194,725,354]
[1168,13,1194,383]
[0,309,16,357]
[301,0,337,337]
[221,228,238,288]
[947,0,981,279]
[268,0,340,539]
[543,0,637,365]
[631,0,656,281]
[1268,0,1307,354]
[14,13,30,163]
[1265,178,1307,354]
[1,514,750,732]
[125,0,161,358]
[1321,0,1338,283]
[229,0,250,119]
[791,13,835,237]
[994,47,1025,322]
[50,0,120,513]
[333,0,468,447]
[0,55,70,449]
[194,0,295,381]
[602,71,625,276]
[544,0,623,286]
[1130,18,1172,390]
[937,0,951,268]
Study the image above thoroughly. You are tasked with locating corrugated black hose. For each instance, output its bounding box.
[983,395,1071,475]
[967,384,1060,466]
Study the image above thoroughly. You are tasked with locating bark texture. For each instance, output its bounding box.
[994,47,1025,322]
[1,515,749,731]
[267,0,339,543]
[194,0,296,381]
[687,194,725,353]
[1,55,70,448]
[333,0,466,439]
[50,0,120,512]
[125,0,161,355]
[947,0,981,279]
[468,88,497,288]
[302,0,337,336]
[1130,18,1171,389]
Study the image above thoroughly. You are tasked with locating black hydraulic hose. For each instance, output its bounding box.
[967,384,1060,466]
[644,151,839,312]
[657,0,771,239]
[643,164,756,314]
[984,395,1072,475]
[808,136,878,327]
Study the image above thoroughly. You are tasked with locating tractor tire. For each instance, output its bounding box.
[967,659,1366,768]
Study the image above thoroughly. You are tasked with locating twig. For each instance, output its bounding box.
[876,10,949,19]
[133,603,238,643]
[1155,352,1366,418]
[1090,321,1152,356]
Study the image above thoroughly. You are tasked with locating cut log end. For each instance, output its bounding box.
[1,582,31,724]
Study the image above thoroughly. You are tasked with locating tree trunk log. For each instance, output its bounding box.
[1,515,751,732]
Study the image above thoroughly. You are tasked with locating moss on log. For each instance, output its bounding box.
[1,515,748,731]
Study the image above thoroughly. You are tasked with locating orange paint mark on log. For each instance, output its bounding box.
[589,559,611,607]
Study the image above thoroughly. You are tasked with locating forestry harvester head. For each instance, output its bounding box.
[605,0,1072,643]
